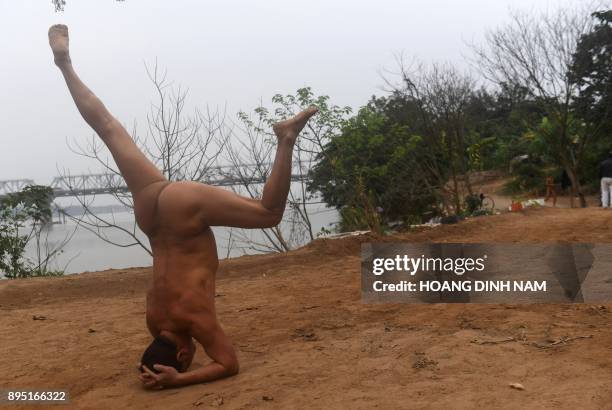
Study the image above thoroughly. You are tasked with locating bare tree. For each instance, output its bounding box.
[30,211,79,275]
[61,63,226,254]
[382,57,479,213]
[222,115,300,253]
[222,88,350,253]
[471,4,602,207]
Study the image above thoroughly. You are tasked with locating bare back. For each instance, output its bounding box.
[143,181,220,337]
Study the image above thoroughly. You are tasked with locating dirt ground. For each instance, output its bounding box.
[1,207,612,409]
[469,171,598,211]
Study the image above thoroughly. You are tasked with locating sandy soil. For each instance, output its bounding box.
[1,207,612,409]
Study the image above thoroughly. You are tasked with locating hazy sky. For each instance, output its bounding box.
[0,0,587,183]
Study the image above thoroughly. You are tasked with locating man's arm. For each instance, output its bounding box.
[179,321,239,385]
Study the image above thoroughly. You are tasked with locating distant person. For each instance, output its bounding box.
[600,152,612,208]
[49,24,318,388]
[544,175,557,206]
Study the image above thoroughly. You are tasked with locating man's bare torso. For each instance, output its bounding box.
[142,181,220,339]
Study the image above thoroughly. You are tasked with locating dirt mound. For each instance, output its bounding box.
[1,207,611,409]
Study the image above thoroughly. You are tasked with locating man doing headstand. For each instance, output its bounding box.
[48,24,318,389]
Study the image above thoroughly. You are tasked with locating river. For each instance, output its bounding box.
[21,201,338,275]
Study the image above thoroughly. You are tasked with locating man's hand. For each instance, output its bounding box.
[138,364,182,389]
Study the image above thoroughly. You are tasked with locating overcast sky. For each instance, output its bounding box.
[0,0,587,183]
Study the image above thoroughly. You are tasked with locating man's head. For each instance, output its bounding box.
[139,334,195,374]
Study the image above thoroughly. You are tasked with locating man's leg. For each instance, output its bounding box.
[49,25,166,233]
[192,107,318,228]
[262,108,318,213]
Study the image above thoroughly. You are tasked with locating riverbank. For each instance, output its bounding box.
[1,207,612,409]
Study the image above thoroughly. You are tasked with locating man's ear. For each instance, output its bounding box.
[177,348,190,361]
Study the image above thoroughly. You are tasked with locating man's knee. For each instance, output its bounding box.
[268,210,283,227]
[262,209,283,228]
[256,201,283,227]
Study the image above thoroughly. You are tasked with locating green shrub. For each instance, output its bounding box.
[504,161,545,195]
[0,185,65,279]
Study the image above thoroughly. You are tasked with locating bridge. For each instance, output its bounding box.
[0,164,310,198]
[0,179,36,196]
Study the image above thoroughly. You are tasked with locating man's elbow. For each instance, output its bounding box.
[224,360,239,377]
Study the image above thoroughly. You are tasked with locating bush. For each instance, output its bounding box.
[504,161,545,195]
[464,194,482,215]
[338,206,371,232]
[308,107,442,231]
[0,185,65,279]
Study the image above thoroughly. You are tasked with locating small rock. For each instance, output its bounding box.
[412,355,438,370]
[88,328,96,333]
[292,328,318,342]
[509,383,525,391]
[262,395,274,401]
[192,393,213,406]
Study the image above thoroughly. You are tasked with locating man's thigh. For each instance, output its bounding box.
[200,185,281,228]
[153,181,281,234]
[103,122,166,194]
[164,182,279,228]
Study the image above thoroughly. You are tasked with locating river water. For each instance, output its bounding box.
[21,200,338,275]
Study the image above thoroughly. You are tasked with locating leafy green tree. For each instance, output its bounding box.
[571,10,612,186]
[473,5,598,207]
[309,104,440,231]
[314,66,561,230]
[382,61,494,213]
[464,83,547,170]
[0,186,64,279]
[572,10,612,131]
